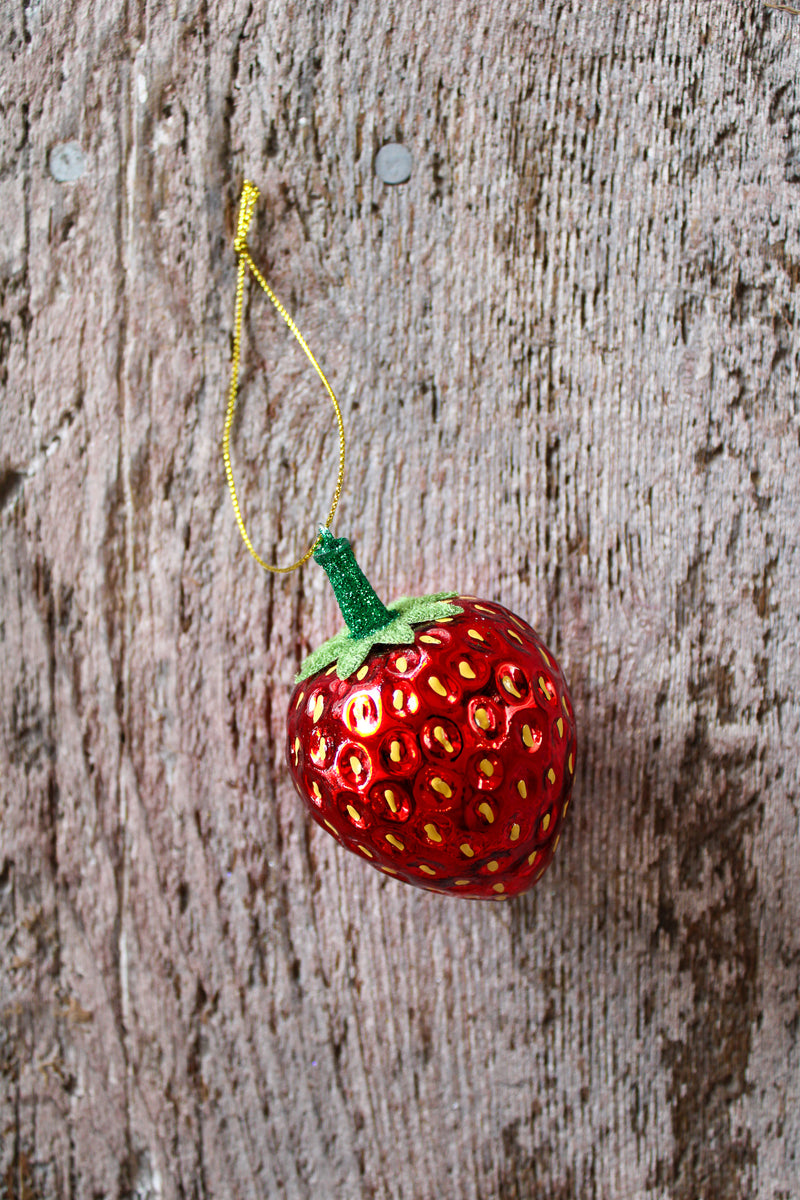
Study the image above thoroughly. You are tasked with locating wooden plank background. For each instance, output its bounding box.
[2,1,799,1196]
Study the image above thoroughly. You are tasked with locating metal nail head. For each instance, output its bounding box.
[49,142,87,183]
[375,143,412,185]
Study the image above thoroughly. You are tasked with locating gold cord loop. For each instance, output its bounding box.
[223,179,346,573]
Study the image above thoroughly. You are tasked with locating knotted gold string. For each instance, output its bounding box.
[223,180,346,572]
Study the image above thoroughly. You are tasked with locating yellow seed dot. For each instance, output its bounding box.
[493,883,505,893]
[313,695,324,723]
[502,675,522,699]
[429,675,447,697]
[474,604,493,613]
[385,788,398,813]
[541,813,551,833]
[381,865,397,875]
[454,879,470,886]
[507,628,523,643]
[568,752,574,774]
[522,724,534,748]
[467,629,485,641]
[350,755,362,777]
[324,818,337,833]
[547,768,556,785]
[424,823,442,843]
[556,717,564,737]
[358,845,373,858]
[408,694,419,713]
[386,834,405,851]
[479,757,494,777]
[510,823,520,841]
[312,781,321,800]
[541,650,551,667]
[294,735,301,756]
[390,740,402,763]
[392,688,404,710]
[478,802,495,824]
[295,690,305,709]
[517,780,527,799]
[357,665,369,680]
[326,664,337,675]
[527,851,538,866]
[487,860,499,873]
[396,656,408,673]
[459,661,476,680]
[434,726,454,753]
[563,800,570,818]
[538,675,549,695]
[431,777,452,799]
[459,843,475,858]
[553,834,561,852]
[346,804,361,823]
[419,864,436,876]
[420,634,441,645]
[474,707,491,731]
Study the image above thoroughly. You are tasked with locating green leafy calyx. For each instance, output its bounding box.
[295,531,462,681]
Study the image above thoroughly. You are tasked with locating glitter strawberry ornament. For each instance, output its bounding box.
[286,531,576,898]
[224,181,576,899]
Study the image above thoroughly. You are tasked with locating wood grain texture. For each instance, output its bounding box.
[1,1,799,1197]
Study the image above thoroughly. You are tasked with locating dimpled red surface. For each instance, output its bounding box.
[285,597,577,899]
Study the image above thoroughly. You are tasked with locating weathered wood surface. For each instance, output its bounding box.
[2,1,799,1196]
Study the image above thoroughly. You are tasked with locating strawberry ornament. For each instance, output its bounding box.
[286,531,576,898]
[224,182,576,899]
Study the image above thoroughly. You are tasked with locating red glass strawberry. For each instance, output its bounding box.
[285,531,576,899]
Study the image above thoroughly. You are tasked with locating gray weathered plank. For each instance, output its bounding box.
[1,1,799,1197]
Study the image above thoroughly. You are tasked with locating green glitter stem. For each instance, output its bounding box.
[297,529,463,682]
[313,529,394,638]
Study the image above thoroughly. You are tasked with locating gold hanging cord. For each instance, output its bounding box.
[223,180,346,573]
